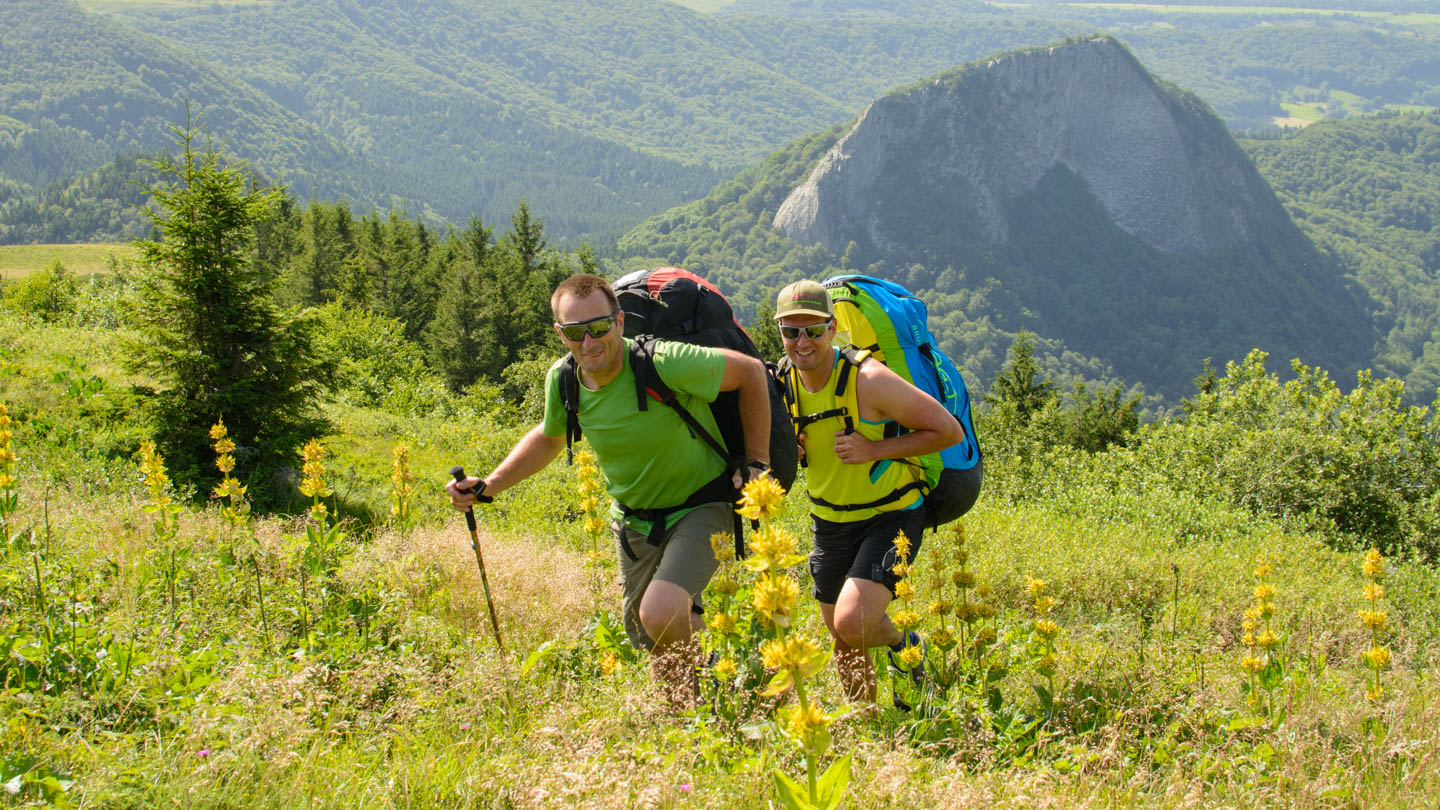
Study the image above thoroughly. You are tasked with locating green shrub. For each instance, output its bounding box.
[313,302,438,411]
[984,350,1440,560]
[2,259,78,322]
[1130,351,1440,559]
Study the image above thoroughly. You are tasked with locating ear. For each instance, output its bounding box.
[615,309,625,333]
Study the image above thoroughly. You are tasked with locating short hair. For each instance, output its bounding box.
[551,273,619,318]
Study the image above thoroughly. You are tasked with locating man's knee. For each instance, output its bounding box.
[639,582,695,644]
[831,578,894,648]
[832,605,882,649]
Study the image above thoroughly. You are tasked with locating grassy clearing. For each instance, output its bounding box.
[1061,3,1440,24]
[0,243,136,281]
[663,0,737,12]
[75,0,271,11]
[3,313,1439,807]
[1280,102,1327,122]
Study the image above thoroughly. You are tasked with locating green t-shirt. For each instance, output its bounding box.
[543,339,729,532]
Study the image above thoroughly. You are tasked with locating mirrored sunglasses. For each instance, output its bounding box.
[556,312,619,342]
[778,320,832,341]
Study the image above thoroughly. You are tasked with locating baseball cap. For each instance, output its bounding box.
[774,280,833,320]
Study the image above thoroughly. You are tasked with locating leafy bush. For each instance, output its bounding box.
[313,303,436,411]
[988,350,1440,561]
[2,259,77,322]
[1128,351,1440,560]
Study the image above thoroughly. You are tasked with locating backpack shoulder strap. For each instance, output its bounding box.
[559,356,583,465]
[833,348,870,435]
[633,337,735,468]
[629,337,656,413]
[776,356,798,421]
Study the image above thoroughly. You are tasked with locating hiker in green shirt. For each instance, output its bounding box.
[447,273,771,706]
[775,279,965,708]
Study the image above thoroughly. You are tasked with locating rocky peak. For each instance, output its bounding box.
[773,36,1277,257]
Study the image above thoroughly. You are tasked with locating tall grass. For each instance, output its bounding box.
[0,244,135,281]
[3,314,1440,807]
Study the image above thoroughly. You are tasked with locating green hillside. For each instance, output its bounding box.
[3,0,1435,241]
[3,271,1440,807]
[0,0,358,197]
[619,42,1380,403]
[1242,112,1440,400]
[0,153,157,245]
[3,101,1440,806]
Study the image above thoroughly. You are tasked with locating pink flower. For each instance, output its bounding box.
[679,783,692,792]
[196,749,211,758]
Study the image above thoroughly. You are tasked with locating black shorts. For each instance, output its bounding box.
[809,507,926,604]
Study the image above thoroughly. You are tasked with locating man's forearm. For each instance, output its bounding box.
[736,358,771,464]
[483,424,564,496]
[870,428,954,462]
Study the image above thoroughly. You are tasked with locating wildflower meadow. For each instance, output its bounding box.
[3,305,1440,809]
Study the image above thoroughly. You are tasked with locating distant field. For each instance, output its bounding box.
[665,0,737,11]
[1060,3,1440,24]
[1273,99,1435,128]
[1281,102,1327,122]
[76,0,270,11]
[0,243,136,281]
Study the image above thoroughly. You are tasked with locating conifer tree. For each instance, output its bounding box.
[986,330,1056,419]
[426,252,494,391]
[506,200,547,273]
[126,117,331,495]
[750,298,784,364]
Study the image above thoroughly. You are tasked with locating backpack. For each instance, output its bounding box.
[558,267,799,558]
[782,274,982,529]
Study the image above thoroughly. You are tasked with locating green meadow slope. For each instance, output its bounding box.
[2,296,1439,806]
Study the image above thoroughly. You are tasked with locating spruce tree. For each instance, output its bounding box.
[426,254,494,391]
[749,298,784,364]
[506,200,547,273]
[126,118,332,496]
[985,330,1056,419]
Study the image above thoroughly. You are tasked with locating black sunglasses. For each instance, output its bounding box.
[778,320,832,341]
[556,311,620,342]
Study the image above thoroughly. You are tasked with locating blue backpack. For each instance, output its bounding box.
[815,274,982,527]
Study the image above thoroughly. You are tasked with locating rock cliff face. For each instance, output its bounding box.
[773,37,1276,257]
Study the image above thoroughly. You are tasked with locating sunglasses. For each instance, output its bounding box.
[556,311,620,342]
[778,320,832,341]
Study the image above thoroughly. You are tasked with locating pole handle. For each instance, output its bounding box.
[451,465,478,533]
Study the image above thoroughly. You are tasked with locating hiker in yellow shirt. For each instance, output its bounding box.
[775,279,964,707]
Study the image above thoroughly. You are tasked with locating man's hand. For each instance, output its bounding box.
[445,475,485,511]
[834,431,877,465]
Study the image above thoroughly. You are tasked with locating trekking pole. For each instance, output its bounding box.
[450,466,505,653]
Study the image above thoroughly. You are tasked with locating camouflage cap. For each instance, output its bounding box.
[774,279,833,320]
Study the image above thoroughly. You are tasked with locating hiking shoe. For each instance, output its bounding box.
[887,631,925,710]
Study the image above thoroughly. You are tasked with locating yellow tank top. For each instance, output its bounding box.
[791,349,925,523]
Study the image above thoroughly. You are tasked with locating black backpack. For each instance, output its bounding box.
[559,267,799,559]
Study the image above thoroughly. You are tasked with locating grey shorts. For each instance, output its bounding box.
[616,502,733,650]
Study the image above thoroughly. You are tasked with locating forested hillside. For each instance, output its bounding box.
[0,0,357,197]
[1243,112,1440,400]
[4,0,1434,242]
[620,40,1381,403]
[0,153,157,244]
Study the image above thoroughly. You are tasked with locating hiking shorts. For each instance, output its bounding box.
[809,507,926,605]
[615,502,732,651]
